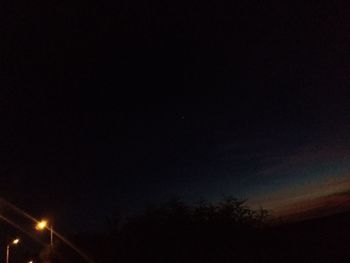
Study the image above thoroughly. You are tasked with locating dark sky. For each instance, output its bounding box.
[1,1,350,231]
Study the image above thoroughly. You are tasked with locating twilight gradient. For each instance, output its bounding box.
[248,143,350,221]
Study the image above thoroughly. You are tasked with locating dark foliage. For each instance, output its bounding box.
[76,197,269,263]
[73,199,350,263]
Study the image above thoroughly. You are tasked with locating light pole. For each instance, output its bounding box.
[35,220,53,248]
[6,238,20,263]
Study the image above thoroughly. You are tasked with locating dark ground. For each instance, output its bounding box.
[0,198,349,263]
[72,199,350,263]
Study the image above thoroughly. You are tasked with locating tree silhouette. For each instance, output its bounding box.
[73,196,350,263]
[113,196,269,263]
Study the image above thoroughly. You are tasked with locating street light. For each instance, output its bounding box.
[11,239,19,245]
[35,219,53,247]
[6,238,20,263]
[35,220,48,230]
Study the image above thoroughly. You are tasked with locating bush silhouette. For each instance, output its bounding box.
[74,197,350,263]
[115,196,269,263]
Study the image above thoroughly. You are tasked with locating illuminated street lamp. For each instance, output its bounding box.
[11,239,19,245]
[35,220,53,247]
[35,220,48,230]
[6,238,20,263]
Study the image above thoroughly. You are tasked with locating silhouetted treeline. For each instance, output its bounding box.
[71,197,270,263]
[71,198,350,263]
[118,197,269,263]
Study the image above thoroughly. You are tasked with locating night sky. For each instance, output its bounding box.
[1,1,350,231]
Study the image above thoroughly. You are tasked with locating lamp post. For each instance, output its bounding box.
[6,238,20,263]
[35,220,53,248]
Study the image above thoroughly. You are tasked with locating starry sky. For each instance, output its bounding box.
[1,1,350,231]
